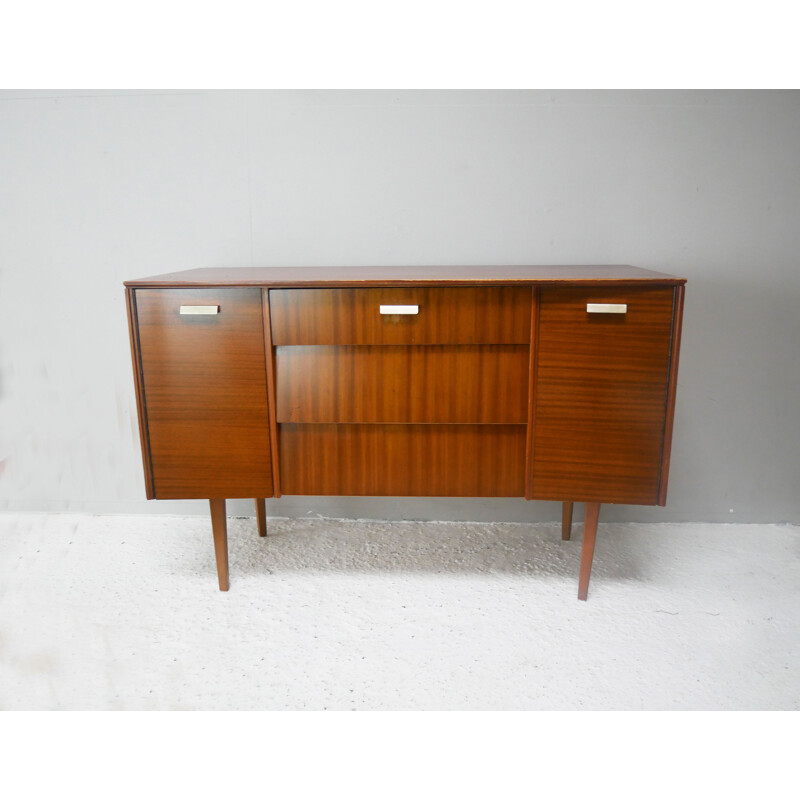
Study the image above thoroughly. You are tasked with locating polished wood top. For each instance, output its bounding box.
[125,265,686,288]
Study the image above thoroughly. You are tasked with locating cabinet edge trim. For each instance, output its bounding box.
[126,288,156,499]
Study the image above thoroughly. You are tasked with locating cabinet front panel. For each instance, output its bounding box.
[269,287,531,346]
[275,345,529,424]
[280,424,526,496]
[531,286,675,504]
[135,288,273,498]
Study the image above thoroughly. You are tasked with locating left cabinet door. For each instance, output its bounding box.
[131,288,273,499]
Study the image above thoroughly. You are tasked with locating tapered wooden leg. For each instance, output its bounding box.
[578,502,601,601]
[255,498,267,537]
[561,501,573,540]
[209,499,229,591]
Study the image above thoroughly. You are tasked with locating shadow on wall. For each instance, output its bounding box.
[664,270,800,524]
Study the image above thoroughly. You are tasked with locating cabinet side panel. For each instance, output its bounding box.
[524,287,539,500]
[262,289,282,497]
[657,285,685,506]
[126,288,155,498]
[531,286,674,505]
[136,288,273,499]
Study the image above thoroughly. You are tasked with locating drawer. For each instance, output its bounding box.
[275,344,529,424]
[530,285,676,505]
[269,286,531,345]
[280,423,526,496]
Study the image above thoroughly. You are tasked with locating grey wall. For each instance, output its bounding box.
[1,90,798,523]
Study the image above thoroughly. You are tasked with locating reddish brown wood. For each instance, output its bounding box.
[530,286,675,505]
[135,288,273,499]
[209,498,229,591]
[524,287,540,500]
[658,285,685,506]
[562,501,573,541]
[262,290,282,498]
[269,287,532,346]
[125,288,155,499]
[255,498,267,537]
[280,424,526,497]
[125,265,686,288]
[276,345,528,424]
[578,502,600,600]
[125,267,686,597]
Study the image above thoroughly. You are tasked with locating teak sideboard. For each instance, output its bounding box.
[124,266,686,599]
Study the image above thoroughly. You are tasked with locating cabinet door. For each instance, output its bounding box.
[133,288,273,499]
[530,286,676,505]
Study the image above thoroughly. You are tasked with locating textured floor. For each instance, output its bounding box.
[0,513,798,710]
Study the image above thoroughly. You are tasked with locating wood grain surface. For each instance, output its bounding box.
[125,264,686,287]
[135,288,274,499]
[275,344,529,424]
[530,286,675,505]
[524,287,539,500]
[280,423,526,496]
[126,288,155,498]
[262,289,282,497]
[658,285,685,506]
[269,287,531,345]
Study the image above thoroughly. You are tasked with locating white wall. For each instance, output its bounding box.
[1,90,798,523]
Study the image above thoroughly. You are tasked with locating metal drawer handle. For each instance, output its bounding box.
[586,303,627,314]
[380,305,419,315]
[180,305,220,315]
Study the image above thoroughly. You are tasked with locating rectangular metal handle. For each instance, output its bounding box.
[586,303,627,314]
[180,305,220,315]
[380,305,419,315]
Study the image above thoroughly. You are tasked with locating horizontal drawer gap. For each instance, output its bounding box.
[277,422,527,427]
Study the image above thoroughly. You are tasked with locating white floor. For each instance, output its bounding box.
[1,513,798,710]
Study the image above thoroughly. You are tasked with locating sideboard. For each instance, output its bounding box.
[124,265,686,599]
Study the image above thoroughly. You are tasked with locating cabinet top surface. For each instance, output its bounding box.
[125,265,686,288]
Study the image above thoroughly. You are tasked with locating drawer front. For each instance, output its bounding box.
[275,344,529,424]
[134,288,273,499]
[280,424,526,496]
[269,286,532,345]
[530,286,676,505]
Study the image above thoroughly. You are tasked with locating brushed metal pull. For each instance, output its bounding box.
[380,305,419,315]
[180,305,220,315]
[586,303,627,314]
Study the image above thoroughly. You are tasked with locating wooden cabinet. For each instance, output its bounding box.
[125,266,685,599]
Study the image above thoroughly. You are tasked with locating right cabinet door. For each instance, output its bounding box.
[530,285,678,505]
